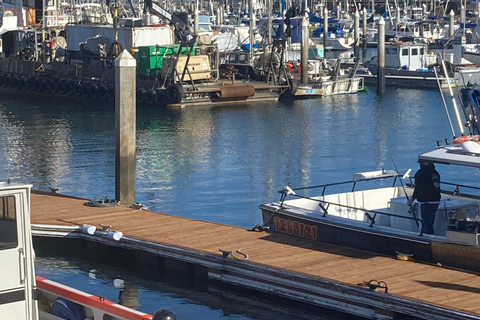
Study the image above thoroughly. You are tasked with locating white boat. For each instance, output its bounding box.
[384,20,445,42]
[310,21,355,51]
[259,141,480,272]
[0,182,171,319]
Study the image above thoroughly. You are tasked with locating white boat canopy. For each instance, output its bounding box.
[419,142,480,168]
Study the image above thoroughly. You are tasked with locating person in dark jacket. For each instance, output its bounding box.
[407,159,441,234]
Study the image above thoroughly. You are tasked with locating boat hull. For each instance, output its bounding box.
[260,204,433,261]
[260,204,480,272]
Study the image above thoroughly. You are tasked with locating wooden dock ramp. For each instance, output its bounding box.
[31,191,480,320]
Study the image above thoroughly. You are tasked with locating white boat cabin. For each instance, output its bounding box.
[0,182,163,320]
[0,182,38,319]
[383,43,436,70]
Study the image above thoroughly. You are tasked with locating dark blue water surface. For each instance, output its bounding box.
[1,81,479,319]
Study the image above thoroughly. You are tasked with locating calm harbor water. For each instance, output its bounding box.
[1,82,479,319]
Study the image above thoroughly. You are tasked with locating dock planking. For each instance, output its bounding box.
[31,191,480,318]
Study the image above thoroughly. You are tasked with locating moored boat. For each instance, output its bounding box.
[259,141,480,272]
[0,181,171,319]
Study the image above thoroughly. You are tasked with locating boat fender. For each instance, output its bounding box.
[89,83,99,98]
[51,298,85,320]
[12,76,20,89]
[5,75,13,87]
[65,81,75,95]
[97,84,108,100]
[153,309,177,320]
[46,78,56,93]
[106,86,115,100]
[280,79,298,99]
[33,77,44,92]
[56,80,66,95]
[136,87,146,104]
[217,85,255,99]
[26,77,35,90]
[19,76,27,90]
[154,89,166,106]
[80,83,90,97]
[165,83,185,104]
[144,88,156,105]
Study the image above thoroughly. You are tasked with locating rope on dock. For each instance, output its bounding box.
[219,249,249,260]
[357,279,388,293]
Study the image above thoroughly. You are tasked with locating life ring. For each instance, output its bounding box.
[154,90,166,106]
[136,88,146,104]
[165,83,184,104]
[453,135,480,144]
[144,88,156,105]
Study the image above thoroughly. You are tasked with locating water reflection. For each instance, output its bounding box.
[35,256,347,320]
[1,84,479,230]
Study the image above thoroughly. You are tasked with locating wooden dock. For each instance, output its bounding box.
[30,191,480,320]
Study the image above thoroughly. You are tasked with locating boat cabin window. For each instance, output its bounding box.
[412,48,418,55]
[0,195,18,249]
[228,54,239,63]
[386,48,398,54]
[402,48,408,56]
[238,53,248,64]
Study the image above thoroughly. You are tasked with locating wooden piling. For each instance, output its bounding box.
[449,10,455,38]
[377,17,385,94]
[115,50,136,206]
[362,8,367,61]
[354,11,360,58]
[301,14,309,84]
[323,7,328,52]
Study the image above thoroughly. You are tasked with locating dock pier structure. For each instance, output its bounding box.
[31,191,480,320]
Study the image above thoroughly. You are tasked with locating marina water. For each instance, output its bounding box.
[1,83,479,319]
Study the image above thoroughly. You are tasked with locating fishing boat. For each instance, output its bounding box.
[0,0,293,107]
[0,181,172,319]
[258,141,480,272]
[362,41,480,88]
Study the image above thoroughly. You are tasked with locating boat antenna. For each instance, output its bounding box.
[386,144,409,201]
[433,63,456,138]
[440,57,465,136]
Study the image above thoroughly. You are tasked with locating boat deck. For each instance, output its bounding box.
[31,191,480,319]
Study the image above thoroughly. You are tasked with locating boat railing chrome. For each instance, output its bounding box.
[277,188,425,236]
[438,181,480,199]
[279,170,400,202]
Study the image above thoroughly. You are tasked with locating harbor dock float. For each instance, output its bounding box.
[31,191,480,320]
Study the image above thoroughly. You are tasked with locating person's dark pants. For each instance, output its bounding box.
[420,203,439,235]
